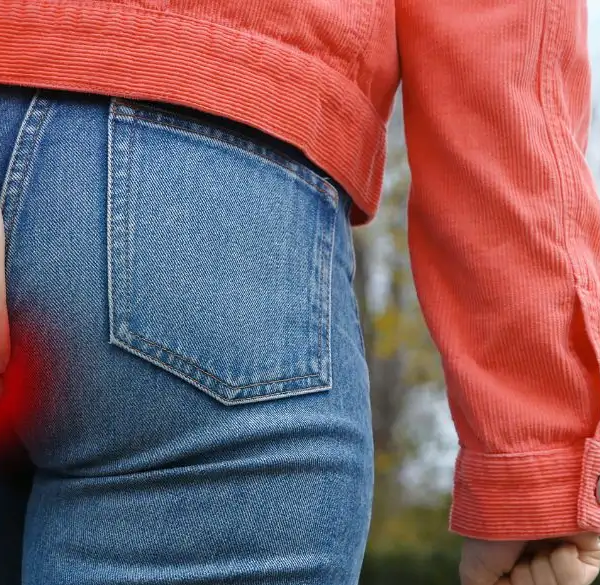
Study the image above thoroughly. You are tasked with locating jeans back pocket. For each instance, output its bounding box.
[107,100,338,405]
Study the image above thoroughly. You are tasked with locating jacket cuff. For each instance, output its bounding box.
[449,438,600,540]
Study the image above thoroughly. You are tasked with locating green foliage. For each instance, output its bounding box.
[367,492,461,555]
[373,300,442,385]
[360,548,462,585]
[357,102,459,583]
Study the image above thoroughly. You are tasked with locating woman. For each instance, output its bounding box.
[0,1,600,584]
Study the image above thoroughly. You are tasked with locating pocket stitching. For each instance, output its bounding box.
[316,202,324,371]
[125,115,137,326]
[107,101,337,401]
[112,98,336,196]
[110,335,331,405]
[324,210,335,381]
[114,110,338,206]
[345,197,357,284]
[127,330,323,390]
[119,109,336,388]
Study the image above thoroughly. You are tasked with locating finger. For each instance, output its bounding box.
[460,538,528,584]
[561,533,600,581]
[531,553,559,585]
[517,541,556,564]
[560,533,600,553]
[508,562,534,585]
[460,556,499,585]
[550,544,587,585]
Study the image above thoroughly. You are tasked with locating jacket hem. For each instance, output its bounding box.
[0,0,387,224]
[449,440,600,540]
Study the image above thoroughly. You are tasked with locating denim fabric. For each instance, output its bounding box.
[0,87,373,584]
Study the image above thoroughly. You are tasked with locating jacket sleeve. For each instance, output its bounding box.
[396,0,600,540]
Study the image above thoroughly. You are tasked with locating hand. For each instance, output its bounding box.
[460,532,600,585]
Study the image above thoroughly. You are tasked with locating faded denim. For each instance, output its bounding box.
[0,86,374,585]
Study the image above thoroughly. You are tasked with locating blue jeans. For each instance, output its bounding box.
[0,86,373,584]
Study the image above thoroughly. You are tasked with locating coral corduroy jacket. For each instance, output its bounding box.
[0,0,599,541]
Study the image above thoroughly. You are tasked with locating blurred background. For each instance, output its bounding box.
[358,7,600,584]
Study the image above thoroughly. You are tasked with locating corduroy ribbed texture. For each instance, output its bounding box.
[1,0,600,541]
[0,0,400,224]
[397,0,600,539]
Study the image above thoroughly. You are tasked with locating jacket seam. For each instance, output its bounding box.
[538,0,600,402]
[539,0,580,292]
[23,0,386,124]
[346,0,380,81]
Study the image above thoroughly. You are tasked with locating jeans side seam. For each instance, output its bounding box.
[0,92,54,277]
[125,115,136,326]
[316,201,324,372]
[107,99,116,338]
[325,201,336,382]
[0,91,42,213]
[345,197,357,284]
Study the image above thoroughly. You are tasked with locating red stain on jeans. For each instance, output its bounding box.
[0,331,53,455]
